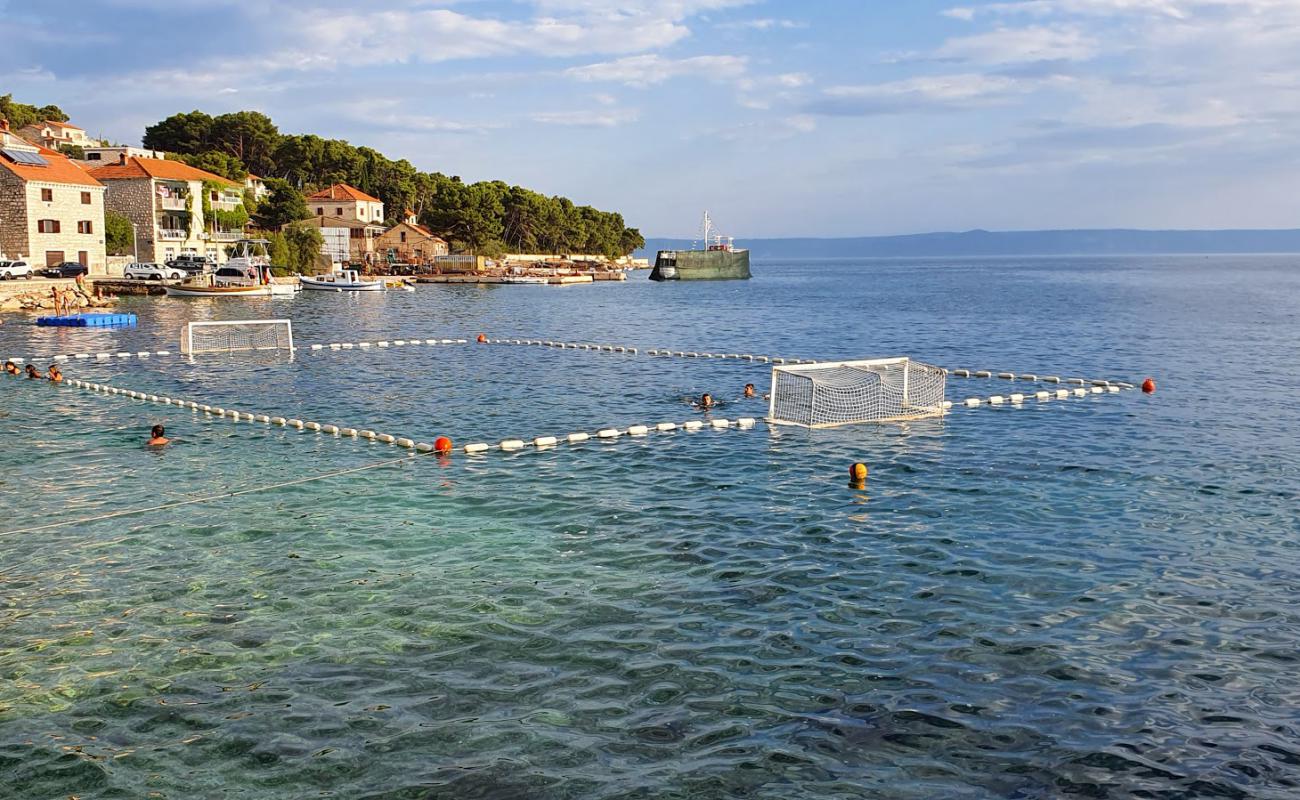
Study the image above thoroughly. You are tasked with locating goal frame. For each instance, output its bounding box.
[180,319,295,355]
[766,357,946,428]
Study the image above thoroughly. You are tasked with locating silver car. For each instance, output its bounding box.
[123,262,187,280]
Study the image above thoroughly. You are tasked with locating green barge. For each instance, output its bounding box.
[650,212,751,281]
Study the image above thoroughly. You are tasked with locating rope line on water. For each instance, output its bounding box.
[0,453,418,540]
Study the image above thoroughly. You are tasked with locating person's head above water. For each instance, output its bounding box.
[24,364,39,378]
[700,393,714,407]
[3,360,17,374]
[148,424,169,446]
[743,383,755,397]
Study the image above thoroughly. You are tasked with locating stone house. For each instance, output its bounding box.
[293,215,383,267]
[82,145,165,164]
[374,221,448,265]
[88,156,246,265]
[19,120,94,151]
[244,174,268,200]
[0,140,107,271]
[306,183,384,225]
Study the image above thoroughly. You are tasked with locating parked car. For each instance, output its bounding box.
[166,255,216,275]
[40,262,89,279]
[123,262,186,280]
[0,260,34,280]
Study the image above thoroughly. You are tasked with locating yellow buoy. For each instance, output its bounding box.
[849,463,868,481]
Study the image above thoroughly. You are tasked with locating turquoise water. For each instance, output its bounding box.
[1,257,1298,798]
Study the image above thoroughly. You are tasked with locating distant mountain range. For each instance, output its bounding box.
[638,229,1300,259]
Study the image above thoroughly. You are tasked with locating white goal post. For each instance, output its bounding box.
[181,319,295,355]
[767,357,947,427]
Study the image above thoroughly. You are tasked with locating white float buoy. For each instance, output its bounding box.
[311,344,324,350]
[1044,376,1061,383]
[953,369,970,377]
[964,398,982,407]
[684,420,704,430]
[627,425,649,436]
[1107,385,1120,393]
[464,443,490,454]
[271,417,286,425]
[711,419,731,428]
[942,400,953,410]
[322,424,339,434]
[359,430,376,439]
[1074,388,1088,397]
[500,439,525,451]
[304,421,322,431]
[597,428,621,439]
[975,370,992,378]
[340,427,357,437]
[567,432,590,443]
[1036,391,1051,400]
[1009,393,1024,403]
[534,436,558,447]
[737,417,756,427]
[1056,390,1070,399]
[415,442,434,453]
[989,396,1005,405]
[376,433,396,443]
[656,422,677,432]
[256,414,270,423]
[396,438,415,448]
[1090,386,1104,394]
[287,419,304,428]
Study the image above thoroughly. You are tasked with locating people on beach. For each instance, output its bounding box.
[47,364,62,383]
[24,364,42,379]
[3,360,18,376]
[147,424,170,447]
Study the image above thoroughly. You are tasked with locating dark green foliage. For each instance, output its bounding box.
[142,108,643,256]
[252,178,310,230]
[104,212,134,256]
[0,95,69,130]
[57,143,85,159]
[263,228,324,274]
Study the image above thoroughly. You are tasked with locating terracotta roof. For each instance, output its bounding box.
[0,147,103,188]
[294,215,380,230]
[46,120,83,130]
[87,156,239,186]
[306,183,381,203]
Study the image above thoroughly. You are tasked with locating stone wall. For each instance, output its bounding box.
[0,168,29,262]
[102,177,159,262]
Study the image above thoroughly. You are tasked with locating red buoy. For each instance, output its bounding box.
[1141,377,1156,394]
[434,436,453,453]
[476,334,487,343]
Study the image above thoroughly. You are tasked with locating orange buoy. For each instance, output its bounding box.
[476,334,487,343]
[1141,377,1156,394]
[434,436,453,453]
[849,463,868,481]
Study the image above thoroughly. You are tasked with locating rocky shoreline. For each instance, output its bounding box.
[0,282,115,314]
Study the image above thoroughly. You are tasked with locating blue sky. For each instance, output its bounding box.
[2,0,1297,237]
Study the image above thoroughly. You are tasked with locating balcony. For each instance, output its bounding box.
[159,229,187,241]
[158,196,188,211]
[210,230,242,242]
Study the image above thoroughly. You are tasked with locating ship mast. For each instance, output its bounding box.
[702,211,713,248]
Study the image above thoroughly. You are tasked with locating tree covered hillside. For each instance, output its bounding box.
[144,110,643,256]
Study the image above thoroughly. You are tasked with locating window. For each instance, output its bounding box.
[37,219,61,234]
[211,191,218,201]
[41,188,53,202]
[336,207,343,216]
[81,191,91,204]
[316,207,323,215]
[87,153,101,160]
[399,231,406,243]
[78,220,94,234]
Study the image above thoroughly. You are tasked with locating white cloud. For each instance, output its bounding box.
[565,54,748,86]
[935,25,1098,64]
[733,18,807,30]
[530,108,641,127]
[813,73,1036,115]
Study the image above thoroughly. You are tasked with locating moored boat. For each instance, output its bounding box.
[300,268,385,292]
[164,239,300,297]
[650,212,750,281]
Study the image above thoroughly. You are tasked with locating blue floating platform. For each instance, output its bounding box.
[36,313,138,328]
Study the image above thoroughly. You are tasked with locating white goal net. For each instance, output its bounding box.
[181,319,295,355]
[767,357,947,427]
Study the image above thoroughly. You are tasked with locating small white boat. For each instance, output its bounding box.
[300,268,385,292]
[502,276,549,285]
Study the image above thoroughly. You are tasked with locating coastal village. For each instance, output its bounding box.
[0,109,645,311]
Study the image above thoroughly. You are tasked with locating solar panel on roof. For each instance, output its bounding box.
[1,148,49,166]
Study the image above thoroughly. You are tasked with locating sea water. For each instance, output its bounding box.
[0,256,1298,798]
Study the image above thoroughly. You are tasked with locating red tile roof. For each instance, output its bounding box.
[0,147,103,188]
[306,183,381,203]
[46,120,83,130]
[87,156,239,186]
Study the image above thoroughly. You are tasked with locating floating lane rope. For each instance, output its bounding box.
[474,336,1139,392]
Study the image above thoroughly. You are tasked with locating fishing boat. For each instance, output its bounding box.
[300,268,385,292]
[650,211,751,281]
[164,239,299,298]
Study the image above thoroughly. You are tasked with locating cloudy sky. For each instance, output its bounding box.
[2,0,1297,237]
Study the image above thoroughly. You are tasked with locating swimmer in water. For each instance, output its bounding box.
[24,364,41,379]
[698,393,715,409]
[743,383,756,398]
[147,424,170,447]
[3,360,18,376]
[47,364,63,383]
